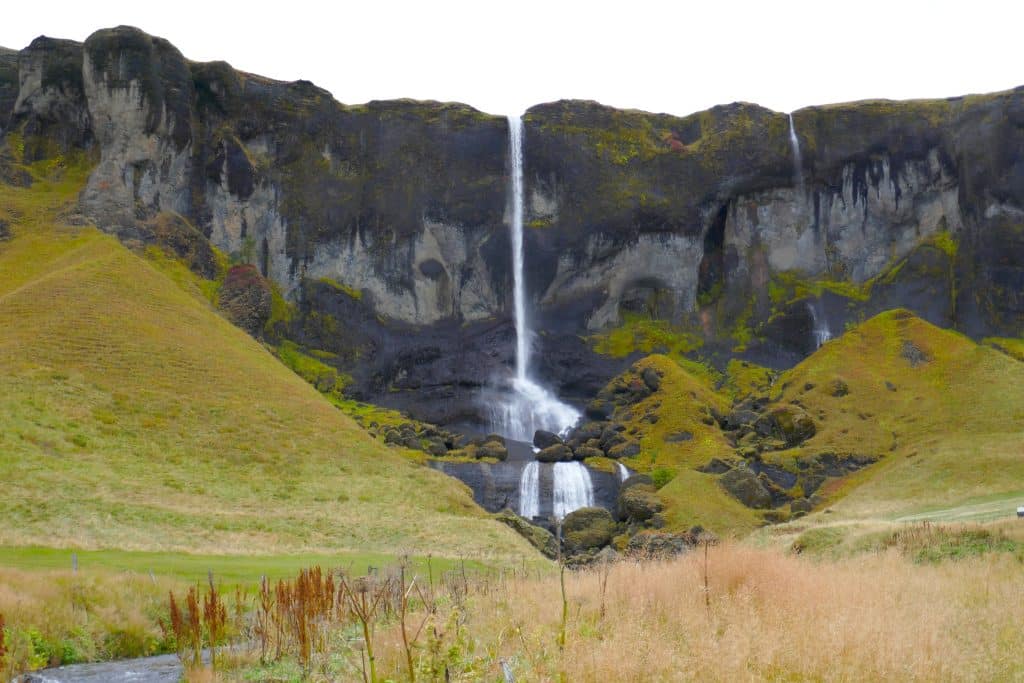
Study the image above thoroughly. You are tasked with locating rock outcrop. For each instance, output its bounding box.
[2,26,1021,426]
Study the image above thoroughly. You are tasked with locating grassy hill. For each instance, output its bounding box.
[772,310,1024,520]
[602,310,1024,536]
[0,155,535,562]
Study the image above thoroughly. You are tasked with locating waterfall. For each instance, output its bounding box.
[489,116,581,443]
[788,113,804,190]
[807,301,832,349]
[616,462,630,482]
[518,460,540,519]
[552,461,594,519]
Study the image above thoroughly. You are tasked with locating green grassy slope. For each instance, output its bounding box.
[773,310,1024,520]
[0,158,535,561]
[602,310,1023,536]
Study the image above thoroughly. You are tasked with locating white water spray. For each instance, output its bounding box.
[553,462,594,519]
[518,460,540,519]
[807,301,832,349]
[788,113,804,191]
[616,462,630,483]
[491,116,581,443]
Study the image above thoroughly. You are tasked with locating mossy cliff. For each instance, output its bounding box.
[1,26,1021,426]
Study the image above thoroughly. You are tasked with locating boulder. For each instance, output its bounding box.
[533,429,562,450]
[619,473,654,493]
[664,430,693,443]
[585,399,614,420]
[756,405,816,447]
[607,441,641,459]
[477,440,508,461]
[494,509,558,559]
[698,457,733,474]
[827,378,850,397]
[536,443,574,462]
[573,445,605,460]
[719,467,772,508]
[618,484,664,522]
[641,367,661,392]
[562,507,616,552]
[790,498,812,515]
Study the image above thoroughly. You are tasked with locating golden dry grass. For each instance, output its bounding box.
[226,538,1024,682]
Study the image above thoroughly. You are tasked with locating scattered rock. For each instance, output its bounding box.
[607,441,640,459]
[719,467,772,508]
[901,340,929,367]
[828,378,850,397]
[536,443,574,462]
[698,457,733,474]
[885,381,897,392]
[664,430,693,443]
[0,218,9,241]
[641,367,661,392]
[562,507,616,552]
[533,429,562,450]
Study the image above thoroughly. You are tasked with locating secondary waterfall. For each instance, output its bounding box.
[807,301,832,349]
[788,113,804,190]
[553,462,594,519]
[518,460,540,519]
[616,462,630,482]
[490,116,581,443]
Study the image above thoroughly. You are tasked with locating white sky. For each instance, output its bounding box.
[3,0,1021,118]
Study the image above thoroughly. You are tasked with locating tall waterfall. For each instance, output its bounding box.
[788,113,804,190]
[490,116,581,443]
[553,462,594,519]
[807,301,832,349]
[518,460,540,519]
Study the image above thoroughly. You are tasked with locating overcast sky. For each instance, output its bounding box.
[2,0,1021,117]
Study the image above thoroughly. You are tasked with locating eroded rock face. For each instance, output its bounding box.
[3,27,1022,424]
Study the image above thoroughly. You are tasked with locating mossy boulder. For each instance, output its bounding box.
[476,440,508,461]
[562,507,616,552]
[494,509,558,559]
[573,445,605,460]
[536,443,573,462]
[618,483,664,522]
[756,405,817,447]
[607,441,641,459]
[719,467,772,509]
[533,429,562,449]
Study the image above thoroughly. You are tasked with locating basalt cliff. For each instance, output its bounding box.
[2,26,1022,427]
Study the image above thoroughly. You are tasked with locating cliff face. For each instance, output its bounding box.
[2,26,1021,426]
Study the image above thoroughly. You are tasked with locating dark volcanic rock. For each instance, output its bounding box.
[719,467,772,509]
[533,429,562,450]
[6,26,1024,424]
